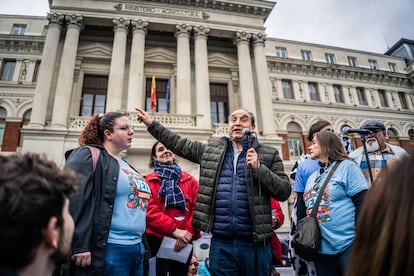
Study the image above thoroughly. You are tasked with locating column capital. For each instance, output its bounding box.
[131,19,148,33]
[175,24,192,38]
[47,13,65,26]
[193,26,210,38]
[65,14,83,29]
[234,31,251,45]
[113,18,130,31]
[252,33,266,46]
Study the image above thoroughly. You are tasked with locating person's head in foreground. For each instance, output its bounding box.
[0,153,79,276]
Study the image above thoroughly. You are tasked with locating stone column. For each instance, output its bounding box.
[50,14,83,129]
[28,13,64,128]
[234,32,257,117]
[106,18,129,112]
[127,19,148,111]
[175,24,192,115]
[193,26,211,129]
[252,33,275,136]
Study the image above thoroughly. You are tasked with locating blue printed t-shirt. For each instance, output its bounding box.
[303,160,368,254]
[108,160,151,245]
[293,157,319,193]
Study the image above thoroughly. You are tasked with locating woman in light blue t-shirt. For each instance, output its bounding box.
[303,131,368,276]
[66,112,151,276]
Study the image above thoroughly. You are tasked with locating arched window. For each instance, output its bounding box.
[387,128,400,147]
[0,107,6,148]
[409,129,414,147]
[19,109,31,147]
[287,122,303,158]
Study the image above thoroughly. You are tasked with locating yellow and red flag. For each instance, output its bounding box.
[150,73,156,112]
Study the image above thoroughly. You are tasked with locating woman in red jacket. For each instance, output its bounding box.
[145,141,200,276]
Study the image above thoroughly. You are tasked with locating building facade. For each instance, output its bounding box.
[1,1,414,228]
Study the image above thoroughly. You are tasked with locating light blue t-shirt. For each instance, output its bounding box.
[303,160,368,254]
[108,159,151,245]
[293,156,319,193]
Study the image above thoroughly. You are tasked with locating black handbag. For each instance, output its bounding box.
[292,161,341,261]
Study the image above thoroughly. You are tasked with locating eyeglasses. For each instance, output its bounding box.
[115,125,133,131]
[190,261,199,267]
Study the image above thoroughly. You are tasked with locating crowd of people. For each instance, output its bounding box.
[0,107,412,276]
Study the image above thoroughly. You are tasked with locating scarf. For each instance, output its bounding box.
[154,160,186,211]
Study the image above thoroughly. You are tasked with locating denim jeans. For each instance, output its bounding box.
[209,237,272,276]
[103,242,145,276]
[314,244,352,276]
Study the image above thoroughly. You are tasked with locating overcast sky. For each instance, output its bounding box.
[1,0,413,54]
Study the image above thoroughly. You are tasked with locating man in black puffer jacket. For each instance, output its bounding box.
[136,107,291,276]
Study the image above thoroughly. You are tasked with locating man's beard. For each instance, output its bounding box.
[365,138,380,153]
[50,227,72,267]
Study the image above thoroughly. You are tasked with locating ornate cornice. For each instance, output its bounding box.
[115,0,274,19]
[0,36,44,55]
[268,57,410,87]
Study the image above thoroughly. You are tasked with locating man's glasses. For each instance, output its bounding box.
[190,261,199,267]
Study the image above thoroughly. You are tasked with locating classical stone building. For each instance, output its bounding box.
[1,1,414,200]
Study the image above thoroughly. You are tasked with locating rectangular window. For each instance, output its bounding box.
[33,61,41,82]
[301,50,312,61]
[325,53,335,64]
[145,78,168,113]
[11,24,26,35]
[388,63,396,72]
[80,75,108,116]
[42,26,48,36]
[282,80,294,99]
[333,85,344,103]
[308,82,320,101]
[348,56,357,67]
[378,90,388,107]
[1,60,16,81]
[368,59,378,70]
[210,83,229,124]
[275,47,287,58]
[398,92,408,109]
[356,87,367,105]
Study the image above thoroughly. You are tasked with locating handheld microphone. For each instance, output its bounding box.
[242,128,252,136]
[342,127,372,135]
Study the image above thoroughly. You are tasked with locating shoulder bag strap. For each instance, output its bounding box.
[310,160,342,218]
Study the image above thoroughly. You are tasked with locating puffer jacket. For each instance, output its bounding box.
[147,121,291,244]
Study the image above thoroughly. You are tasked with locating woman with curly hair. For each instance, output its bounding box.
[65,112,151,276]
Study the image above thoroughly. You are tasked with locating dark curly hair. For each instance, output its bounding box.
[78,112,126,145]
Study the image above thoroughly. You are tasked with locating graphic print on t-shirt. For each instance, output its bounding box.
[305,185,331,223]
[121,167,151,211]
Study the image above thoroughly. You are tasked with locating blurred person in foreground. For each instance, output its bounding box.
[145,141,200,275]
[348,120,407,186]
[0,153,78,276]
[303,131,368,276]
[65,112,151,275]
[347,151,414,276]
[136,107,291,276]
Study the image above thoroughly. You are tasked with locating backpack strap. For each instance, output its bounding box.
[85,145,101,172]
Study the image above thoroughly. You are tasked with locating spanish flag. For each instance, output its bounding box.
[150,73,156,113]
